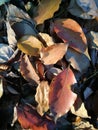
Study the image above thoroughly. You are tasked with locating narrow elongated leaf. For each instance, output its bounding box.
[34,0,61,25]
[40,43,68,65]
[17,35,43,56]
[17,103,55,130]
[20,54,40,85]
[65,48,90,73]
[51,18,87,52]
[49,67,77,120]
[35,81,50,116]
[0,77,3,98]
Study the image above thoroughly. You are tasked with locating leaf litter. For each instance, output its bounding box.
[0,0,98,130]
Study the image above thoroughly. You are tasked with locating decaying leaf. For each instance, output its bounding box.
[34,0,61,25]
[51,18,87,52]
[20,54,40,85]
[40,43,68,65]
[0,77,3,98]
[35,81,50,116]
[0,44,14,63]
[17,35,43,56]
[39,33,55,46]
[17,103,55,130]
[49,67,77,120]
[65,47,90,73]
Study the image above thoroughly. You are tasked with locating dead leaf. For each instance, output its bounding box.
[40,43,68,65]
[35,81,50,116]
[39,33,55,46]
[34,0,61,25]
[0,77,3,98]
[17,35,43,56]
[17,103,55,130]
[51,18,87,52]
[20,54,40,85]
[65,47,90,73]
[49,67,77,120]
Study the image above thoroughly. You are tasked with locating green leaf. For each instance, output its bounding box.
[34,0,61,25]
[0,0,10,5]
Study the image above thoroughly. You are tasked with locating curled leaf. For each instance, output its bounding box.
[20,54,40,85]
[49,67,77,120]
[51,18,87,52]
[17,35,43,56]
[35,81,50,116]
[34,0,61,25]
[40,43,68,65]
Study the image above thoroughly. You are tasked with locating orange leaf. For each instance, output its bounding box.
[49,67,77,120]
[51,18,87,52]
[17,103,55,130]
[40,43,68,65]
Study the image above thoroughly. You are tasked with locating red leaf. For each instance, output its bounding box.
[49,67,77,120]
[50,18,87,52]
[17,103,55,130]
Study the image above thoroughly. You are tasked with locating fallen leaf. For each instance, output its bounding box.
[40,43,68,65]
[20,54,40,85]
[0,44,14,63]
[39,33,55,46]
[51,18,87,52]
[65,47,90,73]
[34,0,61,25]
[17,35,43,56]
[49,67,77,120]
[0,77,3,98]
[17,103,55,130]
[35,81,50,116]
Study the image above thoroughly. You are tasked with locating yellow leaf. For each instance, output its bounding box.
[34,0,61,25]
[17,35,43,56]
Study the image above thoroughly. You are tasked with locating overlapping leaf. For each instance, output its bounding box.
[51,18,87,52]
[40,43,68,65]
[17,35,43,56]
[35,81,50,116]
[49,67,77,120]
[65,47,90,73]
[17,103,55,130]
[34,0,61,25]
[20,54,40,85]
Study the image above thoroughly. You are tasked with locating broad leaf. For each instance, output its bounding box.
[40,43,68,65]
[17,103,55,130]
[0,44,14,63]
[20,54,40,85]
[17,35,43,56]
[49,67,77,120]
[34,0,61,25]
[65,48,90,73]
[51,18,87,52]
[35,81,50,116]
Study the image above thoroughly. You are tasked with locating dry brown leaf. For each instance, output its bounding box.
[51,18,87,52]
[34,0,61,25]
[20,54,40,85]
[40,43,68,65]
[35,81,50,116]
